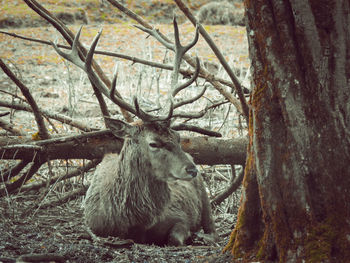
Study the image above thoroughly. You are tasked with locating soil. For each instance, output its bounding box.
[0,191,236,263]
[0,1,249,262]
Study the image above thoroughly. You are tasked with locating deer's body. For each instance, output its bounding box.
[84,121,217,246]
[52,16,217,246]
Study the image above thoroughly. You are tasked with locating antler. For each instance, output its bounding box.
[158,16,207,121]
[51,26,145,120]
[51,26,111,102]
[51,17,206,123]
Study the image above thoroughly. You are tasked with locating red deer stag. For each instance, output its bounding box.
[52,18,218,246]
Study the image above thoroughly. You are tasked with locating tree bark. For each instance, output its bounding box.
[224,1,350,262]
[0,131,247,165]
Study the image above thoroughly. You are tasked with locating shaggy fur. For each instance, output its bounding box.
[84,120,217,246]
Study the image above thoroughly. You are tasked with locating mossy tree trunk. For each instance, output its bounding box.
[224,1,350,262]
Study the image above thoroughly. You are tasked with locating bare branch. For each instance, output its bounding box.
[0,160,29,183]
[0,118,24,136]
[0,30,243,92]
[0,111,10,117]
[0,59,50,139]
[171,124,221,137]
[0,100,94,132]
[20,159,100,193]
[0,160,44,197]
[211,165,244,206]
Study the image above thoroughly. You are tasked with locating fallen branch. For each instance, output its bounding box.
[211,165,245,206]
[0,59,50,139]
[0,160,44,196]
[38,186,88,209]
[0,131,247,165]
[17,253,65,263]
[20,159,101,193]
[0,100,94,132]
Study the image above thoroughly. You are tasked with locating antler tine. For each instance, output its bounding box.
[51,26,110,98]
[110,64,138,116]
[132,96,174,122]
[167,18,206,119]
[174,84,207,109]
[171,16,199,89]
[173,17,199,57]
[51,25,85,70]
[85,28,103,75]
[172,56,200,97]
[52,26,163,123]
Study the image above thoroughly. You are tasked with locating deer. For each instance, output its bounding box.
[51,17,218,246]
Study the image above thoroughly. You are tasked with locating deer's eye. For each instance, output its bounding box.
[149,142,161,148]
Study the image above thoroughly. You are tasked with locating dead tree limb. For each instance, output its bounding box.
[0,59,50,139]
[0,160,44,196]
[39,186,88,209]
[211,165,245,206]
[0,100,94,132]
[0,160,29,183]
[20,159,100,193]
[0,30,243,93]
[0,131,247,165]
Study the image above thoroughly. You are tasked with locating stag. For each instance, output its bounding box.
[51,18,217,246]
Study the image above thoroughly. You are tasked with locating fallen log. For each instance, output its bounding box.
[0,130,247,165]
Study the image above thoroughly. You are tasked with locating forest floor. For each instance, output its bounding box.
[0,191,237,263]
[0,1,249,262]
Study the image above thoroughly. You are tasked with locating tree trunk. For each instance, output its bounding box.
[224,1,350,262]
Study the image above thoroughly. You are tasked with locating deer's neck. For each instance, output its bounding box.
[116,141,171,225]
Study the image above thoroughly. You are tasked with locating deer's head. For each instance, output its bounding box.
[106,118,198,181]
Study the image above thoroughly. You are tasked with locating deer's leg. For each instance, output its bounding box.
[167,221,191,246]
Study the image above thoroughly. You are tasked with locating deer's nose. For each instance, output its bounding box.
[186,165,198,178]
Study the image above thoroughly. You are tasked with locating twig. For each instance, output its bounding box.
[38,185,87,209]
[211,165,244,206]
[0,111,10,117]
[0,160,30,183]
[0,118,24,135]
[0,159,44,197]
[0,30,244,92]
[0,100,94,132]
[217,103,231,132]
[172,124,221,137]
[0,59,50,139]
[21,159,100,192]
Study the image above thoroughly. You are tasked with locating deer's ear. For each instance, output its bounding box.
[105,117,136,138]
